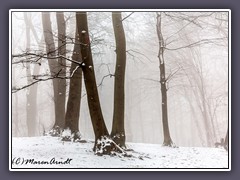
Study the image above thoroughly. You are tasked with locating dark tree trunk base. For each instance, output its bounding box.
[48,126,62,137]
[163,140,177,148]
[61,129,82,142]
[215,137,228,151]
[93,136,131,156]
[111,133,126,149]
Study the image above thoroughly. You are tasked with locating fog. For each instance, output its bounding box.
[11,11,229,147]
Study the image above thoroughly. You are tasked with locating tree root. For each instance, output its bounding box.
[94,136,132,157]
[162,141,178,148]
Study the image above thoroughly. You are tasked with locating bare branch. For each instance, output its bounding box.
[126,49,152,63]
[166,67,182,82]
[121,12,134,22]
[165,37,227,51]
[97,63,112,75]
[12,52,84,67]
[142,78,159,83]
[12,69,81,93]
[97,73,115,87]
[12,59,83,93]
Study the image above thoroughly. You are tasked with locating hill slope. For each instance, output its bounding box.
[11,136,228,169]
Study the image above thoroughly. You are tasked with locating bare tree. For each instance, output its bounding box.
[24,13,40,136]
[55,12,67,129]
[173,13,228,146]
[156,12,174,146]
[76,12,131,156]
[64,18,82,139]
[111,12,127,148]
[76,12,109,151]
[42,12,65,131]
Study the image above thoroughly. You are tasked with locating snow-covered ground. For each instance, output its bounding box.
[11,136,228,169]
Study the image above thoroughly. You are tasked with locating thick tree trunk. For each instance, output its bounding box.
[156,13,174,146]
[111,12,127,148]
[42,12,63,132]
[65,25,82,136]
[76,12,109,149]
[54,12,66,128]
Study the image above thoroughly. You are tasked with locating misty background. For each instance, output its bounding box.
[11,11,229,147]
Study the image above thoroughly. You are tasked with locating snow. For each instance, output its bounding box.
[61,128,72,138]
[11,136,228,169]
[95,136,113,155]
[81,30,86,34]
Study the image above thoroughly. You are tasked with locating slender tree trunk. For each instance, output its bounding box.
[76,12,109,149]
[183,35,216,147]
[224,128,228,150]
[23,13,43,136]
[186,89,205,146]
[139,88,145,142]
[183,66,214,147]
[12,36,20,136]
[156,13,174,146]
[42,12,63,131]
[197,74,215,146]
[12,65,20,136]
[24,13,37,137]
[202,100,214,146]
[54,12,66,128]
[111,12,127,148]
[65,24,82,136]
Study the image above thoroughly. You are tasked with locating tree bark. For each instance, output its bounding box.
[156,13,174,146]
[111,12,127,148]
[24,13,37,137]
[76,12,109,149]
[55,12,67,128]
[65,24,82,135]
[42,12,64,131]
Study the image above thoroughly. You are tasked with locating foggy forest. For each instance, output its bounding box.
[10,10,229,169]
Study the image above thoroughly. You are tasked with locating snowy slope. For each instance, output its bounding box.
[11,136,228,169]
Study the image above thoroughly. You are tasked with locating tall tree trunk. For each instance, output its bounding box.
[42,12,63,132]
[65,24,82,136]
[54,12,66,128]
[76,12,109,149]
[24,13,37,137]
[12,36,19,136]
[156,13,174,146]
[111,12,127,148]
[12,66,20,136]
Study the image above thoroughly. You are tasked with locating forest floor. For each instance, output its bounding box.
[11,136,229,170]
